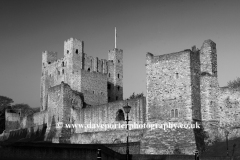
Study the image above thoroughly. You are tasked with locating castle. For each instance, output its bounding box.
[3,34,240,155]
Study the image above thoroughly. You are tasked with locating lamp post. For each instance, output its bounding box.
[123,101,131,160]
[225,130,229,157]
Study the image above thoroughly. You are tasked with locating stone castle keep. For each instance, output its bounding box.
[3,37,240,155]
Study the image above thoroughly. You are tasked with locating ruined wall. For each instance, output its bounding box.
[190,48,201,121]
[20,111,47,129]
[41,38,121,111]
[218,87,240,126]
[69,97,146,134]
[200,39,219,122]
[146,51,193,123]
[214,87,240,141]
[143,50,199,154]
[200,76,219,121]
[5,111,20,131]
[80,69,107,106]
[45,83,145,143]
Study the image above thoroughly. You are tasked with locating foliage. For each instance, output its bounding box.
[128,92,144,99]
[0,96,14,134]
[32,107,40,113]
[11,103,34,117]
[227,77,240,89]
[0,96,13,111]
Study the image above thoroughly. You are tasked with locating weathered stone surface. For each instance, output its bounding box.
[4,38,240,156]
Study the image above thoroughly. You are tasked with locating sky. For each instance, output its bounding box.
[0,0,240,108]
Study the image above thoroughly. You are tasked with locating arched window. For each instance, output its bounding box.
[175,109,178,118]
[116,109,125,121]
[171,109,174,118]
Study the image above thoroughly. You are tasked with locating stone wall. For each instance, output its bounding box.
[144,50,199,154]
[146,50,193,123]
[5,111,20,131]
[70,130,144,146]
[107,48,123,102]
[80,69,107,106]
[20,111,47,129]
[70,96,146,133]
[43,83,146,144]
[40,38,123,111]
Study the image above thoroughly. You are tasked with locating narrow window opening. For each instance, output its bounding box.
[176,73,179,79]
[175,109,178,118]
[67,50,69,54]
[91,59,93,70]
[109,73,111,77]
[88,68,90,71]
[76,49,78,54]
[102,61,104,72]
[118,60,120,63]
[108,97,110,101]
[117,86,120,91]
[108,84,111,89]
[171,109,174,118]
[118,74,120,78]
[93,91,94,94]
[58,71,60,75]
[62,69,64,74]
[62,62,64,67]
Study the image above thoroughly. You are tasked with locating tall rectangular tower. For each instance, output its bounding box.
[107,48,123,102]
[200,39,219,122]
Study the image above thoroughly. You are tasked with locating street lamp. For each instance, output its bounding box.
[225,130,229,157]
[123,100,131,160]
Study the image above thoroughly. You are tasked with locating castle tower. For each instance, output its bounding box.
[107,28,123,102]
[142,48,204,155]
[200,39,219,122]
[64,38,84,72]
[40,51,58,111]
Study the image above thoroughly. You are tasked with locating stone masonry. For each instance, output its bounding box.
[4,38,240,155]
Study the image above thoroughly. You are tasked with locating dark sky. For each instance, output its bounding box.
[0,0,240,108]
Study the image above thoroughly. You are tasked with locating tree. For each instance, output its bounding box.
[227,77,240,89]
[11,103,34,117]
[0,96,14,134]
[128,92,144,99]
[0,96,13,111]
